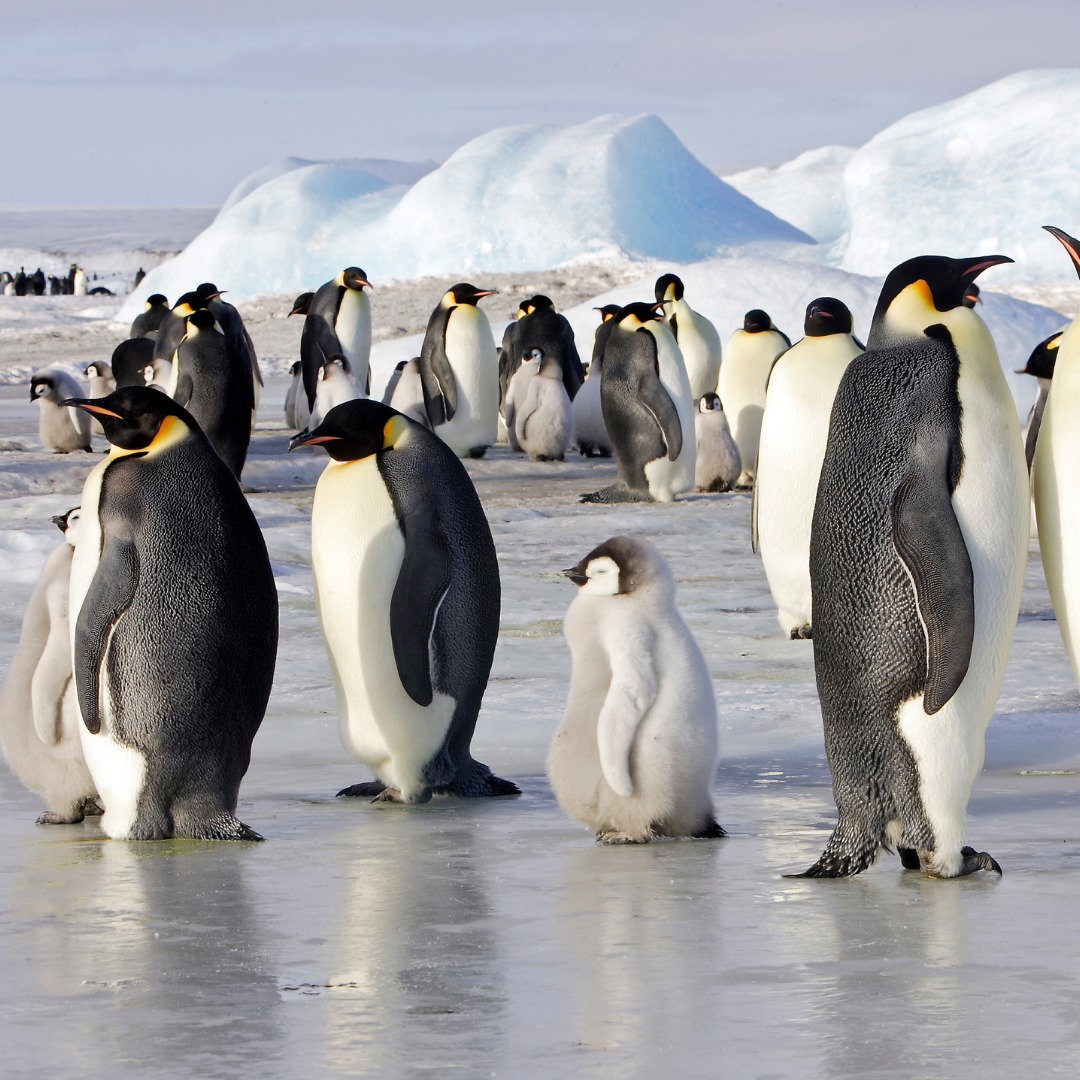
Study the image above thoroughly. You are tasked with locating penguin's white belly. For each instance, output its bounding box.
[312,457,456,796]
[335,291,371,393]
[572,375,609,450]
[435,309,498,456]
[898,337,1027,876]
[517,380,572,459]
[718,332,782,482]
[646,339,695,501]
[673,302,722,399]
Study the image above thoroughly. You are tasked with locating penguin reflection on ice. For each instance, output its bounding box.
[548,536,722,843]
[290,399,519,803]
[799,253,1026,879]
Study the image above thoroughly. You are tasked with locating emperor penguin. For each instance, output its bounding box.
[111,336,156,389]
[962,282,980,309]
[1019,329,1061,471]
[382,359,408,405]
[31,368,92,453]
[572,305,620,457]
[309,355,362,431]
[753,297,864,638]
[154,291,207,366]
[64,386,278,841]
[515,351,574,461]
[717,310,791,486]
[0,507,101,825]
[84,361,117,435]
[197,283,262,417]
[284,360,312,432]
[171,308,252,479]
[289,399,520,802]
[290,292,314,318]
[72,267,87,296]
[388,358,432,430]
[1033,227,1080,696]
[301,267,372,408]
[503,348,541,453]
[500,295,584,403]
[693,393,741,492]
[418,283,500,458]
[581,303,695,503]
[548,535,723,843]
[799,252,1025,879]
[655,273,722,399]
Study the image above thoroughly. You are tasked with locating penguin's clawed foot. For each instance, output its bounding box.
[81,796,104,816]
[917,846,1002,877]
[467,445,488,459]
[692,817,727,839]
[580,484,653,504]
[898,846,922,869]
[36,808,86,825]
[337,781,387,798]
[789,624,813,640]
[188,815,264,842]
[370,787,433,804]
[598,830,652,845]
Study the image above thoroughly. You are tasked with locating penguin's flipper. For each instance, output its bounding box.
[73,537,139,735]
[172,368,194,408]
[596,625,658,797]
[419,323,458,425]
[637,359,683,462]
[390,516,452,708]
[891,468,975,714]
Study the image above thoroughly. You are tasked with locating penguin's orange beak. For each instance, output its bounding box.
[1045,226,1080,279]
[63,400,123,419]
[288,431,341,451]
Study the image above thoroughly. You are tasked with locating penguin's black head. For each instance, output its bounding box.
[50,506,80,534]
[290,360,302,376]
[561,535,667,597]
[743,310,773,333]
[698,392,722,413]
[614,301,663,330]
[195,282,221,301]
[518,294,553,316]
[30,372,57,402]
[962,282,980,308]
[62,386,194,452]
[1044,226,1080,282]
[172,291,207,317]
[186,308,217,332]
[447,283,495,306]
[803,297,853,337]
[289,291,314,317]
[342,267,371,291]
[1018,331,1062,379]
[594,304,622,323]
[871,254,1012,333]
[145,294,168,309]
[289,399,412,461]
[654,273,684,303]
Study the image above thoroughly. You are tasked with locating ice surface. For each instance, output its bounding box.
[118,115,811,319]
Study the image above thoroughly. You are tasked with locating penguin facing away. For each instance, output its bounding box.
[197,282,263,416]
[418,283,500,458]
[693,393,741,493]
[515,351,574,461]
[582,303,696,503]
[387,358,432,430]
[655,274,723,399]
[31,368,93,453]
[309,354,362,431]
[301,267,372,408]
[1019,328,1061,472]
[0,507,101,825]
[111,336,156,389]
[65,387,278,841]
[718,310,791,486]
[548,536,723,843]
[801,253,1024,879]
[1033,227,1080,697]
[572,305,620,458]
[503,349,541,453]
[289,399,520,802]
[753,297,863,638]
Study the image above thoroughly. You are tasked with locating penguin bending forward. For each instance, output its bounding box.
[290,399,519,802]
[549,536,723,843]
[800,254,1026,879]
[65,387,278,840]
[582,303,695,503]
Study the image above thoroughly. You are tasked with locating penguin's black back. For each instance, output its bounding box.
[130,302,170,338]
[503,306,583,402]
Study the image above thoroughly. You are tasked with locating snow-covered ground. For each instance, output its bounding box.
[1,375,1079,1078]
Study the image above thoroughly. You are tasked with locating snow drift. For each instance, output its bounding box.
[119,115,810,319]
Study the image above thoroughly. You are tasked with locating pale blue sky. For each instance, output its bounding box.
[3,0,1079,206]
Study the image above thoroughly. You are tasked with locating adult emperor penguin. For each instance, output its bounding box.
[798,252,1025,879]
[548,536,723,842]
[72,267,87,296]
[301,267,372,408]
[154,291,206,365]
[753,297,863,638]
[289,399,520,802]
[197,283,262,416]
[1019,329,1061,471]
[111,336,156,389]
[581,303,695,503]
[130,294,170,337]
[418,283,500,458]
[655,274,722,399]
[500,295,584,403]
[64,386,278,840]
[171,308,252,478]
[514,351,574,461]
[0,507,101,825]
[573,305,620,457]
[718,310,790,486]
[693,393,741,492]
[1034,227,1080,695]
[31,368,92,453]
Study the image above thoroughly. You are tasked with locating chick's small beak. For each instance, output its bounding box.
[561,567,587,586]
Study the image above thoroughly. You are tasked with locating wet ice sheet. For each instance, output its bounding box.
[1,381,1080,1078]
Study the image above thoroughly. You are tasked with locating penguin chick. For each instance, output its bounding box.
[382,359,408,405]
[503,349,542,452]
[110,336,155,389]
[290,399,520,803]
[693,393,741,492]
[0,508,101,825]
[285,360,312,431]
[500,294,584,403]
[130,294,170,338]
[515,352,573,461]
[548,536,723,843]
[309,355,362,431]
[84,362,117,435]
[1019,329,1061,472]
[573,306,620,457]
[388,358,433,430]
[31,368,92,453]
[655,274,722,399]
[143,359,172,393]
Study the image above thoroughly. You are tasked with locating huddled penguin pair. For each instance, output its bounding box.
[301,267,372,411]
[30,368,92,453]
[504,348,574,460]
[499,294,583,405]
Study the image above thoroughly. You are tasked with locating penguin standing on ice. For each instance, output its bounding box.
[717,310,790,486]
[418,283,500,458]
[284,361,311,432]
[798,253,1024,879]
[655,274,722,399]
[1019,329,1061,471]
[388,359,433,430]
[31,368,93,453]
[73,268,87,296]
[582,303,695,503]
[753,297,863,638]
[130,294,170,338]
[111,337,156,389]
[289,399,520,802]
[197,283,262,416]
[548,536,723,843]
[501,295,584,403]
[503,349,541,453]
[693,393,741,492]
[154,291,206,366]
[84,361,117,436]
[64,387,278,841]
[0,507,101,825]
[301,268,372,408]
[515,351,574,461]
[572,305,620,457]
[309,355,362,431]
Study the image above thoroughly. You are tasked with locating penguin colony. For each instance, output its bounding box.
[2,236,1077,883]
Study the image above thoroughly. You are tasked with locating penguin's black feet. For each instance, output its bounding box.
[371,787,433,804]
[789,624,813,640]
[467,445,488,459]
[580,484,653,504]
[36,807,85,825]
[692,817,727,838]
[337,781,387,798]
[186,814,264,841]
[958,846,1003,876]
[81,796,104,816]
[898,846,921,869]
[598,830,652,845]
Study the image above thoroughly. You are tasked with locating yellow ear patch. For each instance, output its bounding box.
[1049,334,1064,350]
[109,414,188,459]
[382,415,411,449]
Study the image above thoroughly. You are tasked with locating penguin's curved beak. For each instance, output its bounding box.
[61,399,123,419]
[561,566,587,586]
[473,290,496,299]
[288,430,341,452]
[959,254,1013,283]
[1045,226,1080,280]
